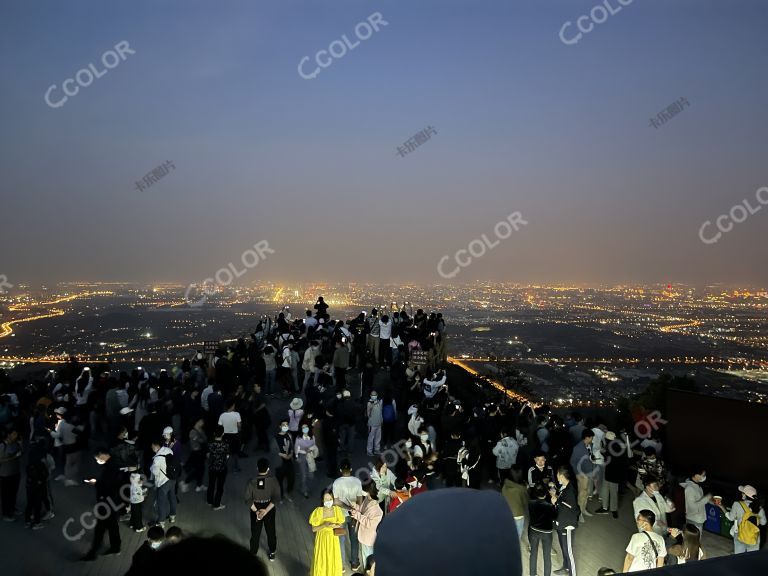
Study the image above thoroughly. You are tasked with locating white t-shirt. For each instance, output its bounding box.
[626,531,667,572]
[218,411,242,435]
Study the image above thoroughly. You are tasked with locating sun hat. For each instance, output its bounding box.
[739,485,757,499]
[290,398,304,410]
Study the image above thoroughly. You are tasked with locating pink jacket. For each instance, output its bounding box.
[351,496,383,547]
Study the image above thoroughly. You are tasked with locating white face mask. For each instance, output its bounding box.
[405,440,413,448]
[323,500,334,508]
[302,427,310,435]
[280,426,289,433]
[420,435,429,443]
[370,395,378,401]
[699,475,706,483]
[150,541,162,550]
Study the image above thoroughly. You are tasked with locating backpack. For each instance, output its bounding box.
[159,452,181,481]
[382,402,396,423]
[737,501,761,546]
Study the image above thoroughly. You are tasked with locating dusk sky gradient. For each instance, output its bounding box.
[1,0,767,287]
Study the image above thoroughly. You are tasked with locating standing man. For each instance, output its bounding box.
[366,391,383,457]
[218,399,243,473]
[528,452,555,489]
[149,439,177,526]
[569,429,595,521]
[367,309,380,364]
[206,426,230,510]
[244,458,280,562]
[333,460,365,572]
[552,467,579,576]
[623,509,666,572]
[274,420,295,502]
[680,469,711,534]
[333,339,350,390]
[81,448,122,561]
[632,476,675,537]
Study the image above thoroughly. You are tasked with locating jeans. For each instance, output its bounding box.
[207,469,227,507]
[529,528,553,576]
[340,514,360,567]
[156,480,177,522]
[296,455,311,496]
[250,508,277,555]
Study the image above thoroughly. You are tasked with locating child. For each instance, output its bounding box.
[129,472,146,532]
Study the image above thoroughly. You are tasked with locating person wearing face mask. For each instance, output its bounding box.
[720,484,767,553]
[632,476,675,536]
[333,460,365,571]
[244,459,281,562]
[366,392,383,457]
[679,469,711,534]
[622,509,667,572]
[370,457,397,512]
[635,446,665,493]
[295,423,318,499]
[309,490,345,576]
[414,429,438,484]
[274,420,295,502]
[129,525,166,572]
[81,448,122,561]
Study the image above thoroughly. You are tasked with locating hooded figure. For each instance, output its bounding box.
[375,488,522,576]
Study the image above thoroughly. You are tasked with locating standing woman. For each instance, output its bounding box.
[309,490,345,576]
[720,484,767,554]
[295,423,317,499]
[288,398,304,440]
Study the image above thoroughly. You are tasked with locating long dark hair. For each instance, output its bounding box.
[682,523,701,561]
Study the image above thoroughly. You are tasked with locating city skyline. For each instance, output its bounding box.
[2,1,768,286]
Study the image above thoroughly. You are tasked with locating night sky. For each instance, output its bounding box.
[1,0,767,286]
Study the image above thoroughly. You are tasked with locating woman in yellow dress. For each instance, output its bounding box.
[309,489,345,576]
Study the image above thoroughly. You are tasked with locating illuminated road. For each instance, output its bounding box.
[0,309,65,338]
[448,356,532,404]
[8,290,113,311]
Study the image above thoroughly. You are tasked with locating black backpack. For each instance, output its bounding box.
[159,452,181,481]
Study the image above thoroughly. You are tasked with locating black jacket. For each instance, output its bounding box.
[554,482,580,529]
[529,499,557,532]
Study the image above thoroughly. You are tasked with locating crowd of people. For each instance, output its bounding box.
[0,296,765,575]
